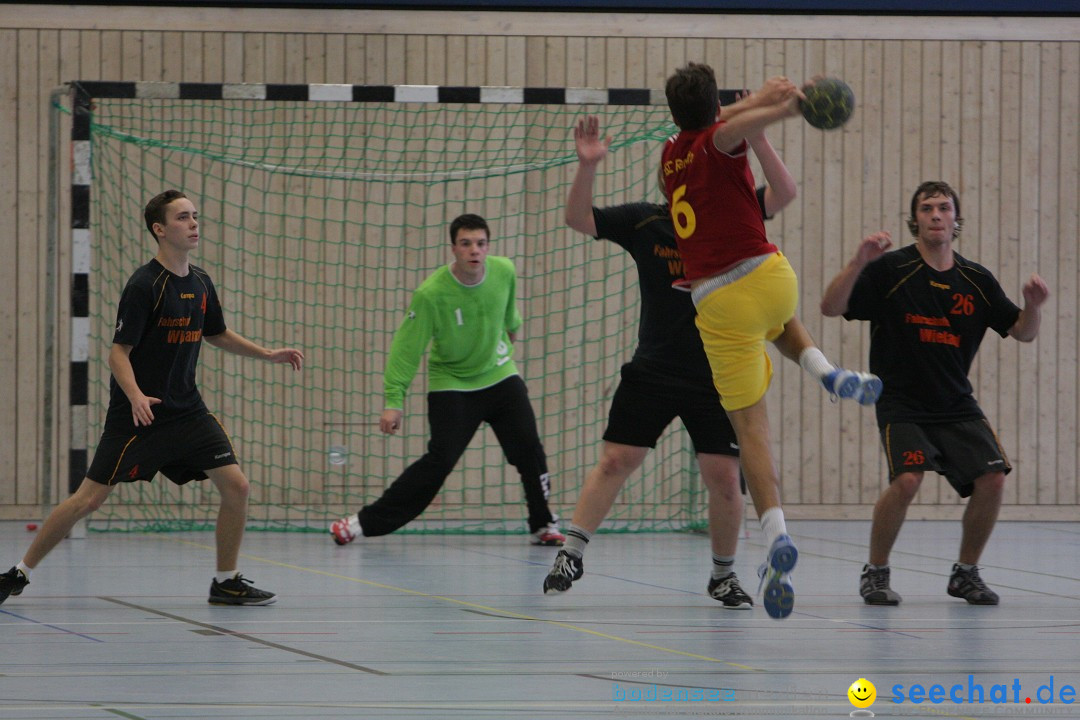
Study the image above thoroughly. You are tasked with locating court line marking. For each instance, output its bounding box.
[168,537,762,671]
[98,596,387,675]
[93,705,149,720]
[0,607,106,642]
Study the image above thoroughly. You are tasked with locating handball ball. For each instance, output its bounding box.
[800,77,855,130]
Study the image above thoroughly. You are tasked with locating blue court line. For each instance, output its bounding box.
[0,607,106,642]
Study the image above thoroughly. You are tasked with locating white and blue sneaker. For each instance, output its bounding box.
[823,369,883,406]
[757,534,798,619]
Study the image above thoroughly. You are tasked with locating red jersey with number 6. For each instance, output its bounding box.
[661,122,777,283]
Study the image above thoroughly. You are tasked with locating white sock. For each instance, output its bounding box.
[215,570,238,584]
[16,560,32,579]
[349,514,362,537]
[711,554,735,580]
[759,507,788,547]
[798,347,836,382]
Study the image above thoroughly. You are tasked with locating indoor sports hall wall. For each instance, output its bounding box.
[1,6,1077,523]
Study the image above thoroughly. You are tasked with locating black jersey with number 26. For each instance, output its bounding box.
[844,244,1020,426]
[107,259,226,430]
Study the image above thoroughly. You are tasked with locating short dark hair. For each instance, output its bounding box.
[144,190,188,241]
[665,63,719,131]
[449,213,490,244]
[907,181,964,239]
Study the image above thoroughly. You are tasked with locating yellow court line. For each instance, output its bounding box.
[170,537,760,671]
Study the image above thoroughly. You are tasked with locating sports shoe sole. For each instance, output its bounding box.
[833,373,861,398]
[769,535,798,574]
[208,595,277,606]
[855,377,884,406]
[713,595,753,610]
[862,592,901,606]
[762,574,795,619]
[947,586,999,605]
[762,535,798,619]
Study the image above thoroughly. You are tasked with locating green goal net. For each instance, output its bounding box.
[78,85,708,533]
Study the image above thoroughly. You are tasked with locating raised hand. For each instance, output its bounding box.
[1021,273,1050,308]
[574,115,612,167]
[856,231,893,266]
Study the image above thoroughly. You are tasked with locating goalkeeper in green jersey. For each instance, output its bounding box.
[330,214,565,546]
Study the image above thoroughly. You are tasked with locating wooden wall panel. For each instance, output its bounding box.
[0,6,1077,522]
[0,29,18,508]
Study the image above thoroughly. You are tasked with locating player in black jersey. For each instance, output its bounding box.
[0,190,304,607]
[822,180,1049,606]
[544,115,878,616]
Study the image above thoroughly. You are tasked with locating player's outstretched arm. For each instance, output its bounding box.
[204,329,304,370]
[821,231,892,316]
[565,116,611,236]
[729,90,797,215]
[713,76,802,154]
[747,132,797,216]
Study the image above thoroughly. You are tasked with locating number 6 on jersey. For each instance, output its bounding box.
[670,184,697,240]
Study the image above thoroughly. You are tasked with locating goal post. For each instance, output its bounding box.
[64,80,721,534]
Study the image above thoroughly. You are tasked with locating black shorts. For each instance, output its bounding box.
[881,418,1011,498]
[86,412,238,486]
[603,362,738,456]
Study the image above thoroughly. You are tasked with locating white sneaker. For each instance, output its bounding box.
[330,514,361,546]
[823,369,882,406]
[530,522,566,546]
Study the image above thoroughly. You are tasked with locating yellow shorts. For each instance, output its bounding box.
[694,253,798,411]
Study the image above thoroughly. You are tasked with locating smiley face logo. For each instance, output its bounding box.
[848,678,876,708]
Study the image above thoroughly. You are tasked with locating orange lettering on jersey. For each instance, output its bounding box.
[167,329,203,344]
[157,316,192,327]
[919,327,961,347]
[929,280,950,290]
[904,313,950,327]
[652,245,681,259]
[180,292,195,299]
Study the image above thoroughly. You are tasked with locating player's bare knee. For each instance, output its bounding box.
[597,448,640,479]
[701,473,740,502]
[211,469,251,503]
[83,495,108,515]
[68,479,111,516]
[973,471,1006,496]
[228,475,252,501]
[890,473,923,503]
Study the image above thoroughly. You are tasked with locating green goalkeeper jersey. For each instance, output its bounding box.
[384,256,524,408]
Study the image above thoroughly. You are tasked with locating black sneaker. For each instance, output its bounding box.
[860,564,902,605]
[208,574,277,606]
[947,563,999,605]
[543,550,583,594]
[707,573,753,609]
[0,566,29,605]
